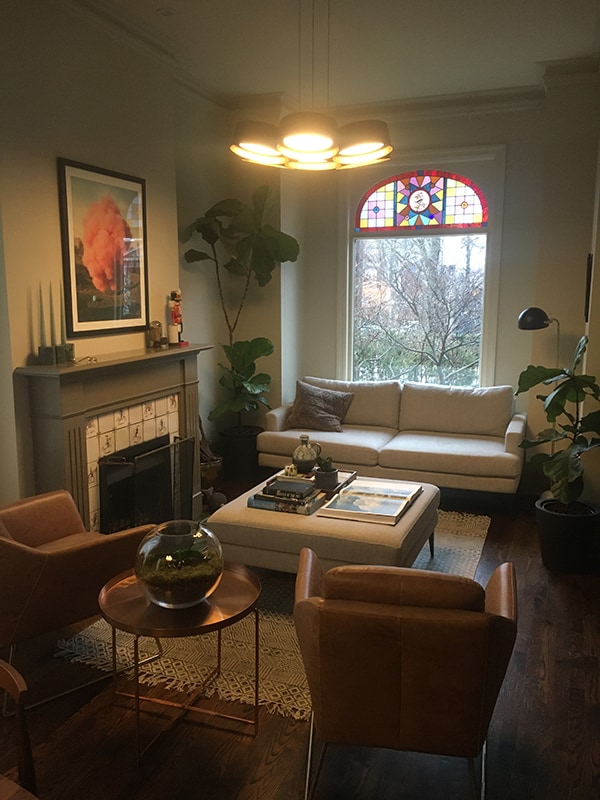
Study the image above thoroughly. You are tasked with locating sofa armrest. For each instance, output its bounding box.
[265,404,293,432]
[504,412,527,455]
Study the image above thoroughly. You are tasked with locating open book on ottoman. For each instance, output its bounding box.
[317,479,423,525]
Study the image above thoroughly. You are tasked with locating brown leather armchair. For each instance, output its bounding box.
[294,547,518,800]
[0,490,153,658]
[0,659,37,798]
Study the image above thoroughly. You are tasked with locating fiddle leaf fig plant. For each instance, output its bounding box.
[209,337,274,426]
[180,186,299,428]
[180,185,299,348]
[516,335,600,508]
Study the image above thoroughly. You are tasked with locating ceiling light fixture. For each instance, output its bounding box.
[229,0,393,171]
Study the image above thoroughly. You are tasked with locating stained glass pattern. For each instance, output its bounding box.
[356,170,488,231]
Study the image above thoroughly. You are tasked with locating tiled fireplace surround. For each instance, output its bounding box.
[14,345,211,528]
[86,392,181,530]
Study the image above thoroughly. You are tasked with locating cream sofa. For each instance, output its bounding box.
[257,377,527,494]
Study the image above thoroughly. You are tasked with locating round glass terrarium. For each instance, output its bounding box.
[134,520,224,609]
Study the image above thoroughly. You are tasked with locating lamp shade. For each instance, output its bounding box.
[278,112,338,154]
[336,120,393,157]
[230,121,288,166]
[517,307,552,330]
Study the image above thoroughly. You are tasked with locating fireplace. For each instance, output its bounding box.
[99,434,194,533]
[14,344,212,526]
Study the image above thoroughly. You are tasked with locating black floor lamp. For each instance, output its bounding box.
[517,306,560,367]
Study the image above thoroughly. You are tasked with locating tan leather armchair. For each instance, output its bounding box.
[294,547,518,800]
[0,490,153,655]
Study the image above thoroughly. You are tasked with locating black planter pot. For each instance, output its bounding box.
[535,497,600,573]
[314,469,339,491]
[218,425,262,482]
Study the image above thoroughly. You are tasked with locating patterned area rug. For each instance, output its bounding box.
[55,509,490,722]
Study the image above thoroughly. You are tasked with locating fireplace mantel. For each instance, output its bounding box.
[14,344,212,526]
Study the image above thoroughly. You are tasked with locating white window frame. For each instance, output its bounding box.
[337,145,506,387]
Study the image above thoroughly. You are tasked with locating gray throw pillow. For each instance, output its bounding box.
[286,380,354,432]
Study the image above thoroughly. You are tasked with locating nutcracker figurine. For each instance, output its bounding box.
[168,289,183,344]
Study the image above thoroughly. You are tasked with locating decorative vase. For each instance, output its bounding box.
[292,435,321,474]
[134,519,224,609]
[535,497,600,573]
[314,468,339,491]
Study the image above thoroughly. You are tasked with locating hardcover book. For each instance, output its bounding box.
[247,490,327,515]
[263,478,316,500]
[316,480,423,525]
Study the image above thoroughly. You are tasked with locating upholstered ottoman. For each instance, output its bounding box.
[207,480,440,573]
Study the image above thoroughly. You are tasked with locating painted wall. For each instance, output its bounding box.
[0,1,220,500]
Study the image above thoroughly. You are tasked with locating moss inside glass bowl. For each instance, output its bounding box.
[134,520,224,609]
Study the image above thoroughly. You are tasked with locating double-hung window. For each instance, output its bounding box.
[351,169,489,386]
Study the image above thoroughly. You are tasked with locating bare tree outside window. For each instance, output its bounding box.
[352,234,486,385]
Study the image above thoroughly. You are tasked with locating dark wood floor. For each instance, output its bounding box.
[1,489,599,800]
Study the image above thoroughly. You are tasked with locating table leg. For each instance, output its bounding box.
[429,530,435,557]
[134,635,140,761]
[254,608,260,729]
[111,626,117,692]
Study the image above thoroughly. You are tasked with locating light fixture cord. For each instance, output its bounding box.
[326,0,330,111]
[298,0,302,109]
[311,0,316,109]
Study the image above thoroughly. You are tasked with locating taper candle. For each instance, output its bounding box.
[39,283,47,347]
[60,284,67,345]
[49,283,57,346]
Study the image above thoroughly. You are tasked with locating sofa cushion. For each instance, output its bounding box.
[257,426,398,467]
[399,383,514,437]
[303,376,401,428]
[379,431,522,478]
[286,380,354,432]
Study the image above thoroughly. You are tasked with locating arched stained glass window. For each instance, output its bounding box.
[355,170,488,232]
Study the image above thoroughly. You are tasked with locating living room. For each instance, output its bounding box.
[0,2,599,798]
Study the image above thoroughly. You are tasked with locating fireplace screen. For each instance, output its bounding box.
[98,435,195,534]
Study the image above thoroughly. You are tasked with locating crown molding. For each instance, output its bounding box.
[331,85,546,123]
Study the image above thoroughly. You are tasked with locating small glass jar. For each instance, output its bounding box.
[134,519,224,609]
[292,434,321,474]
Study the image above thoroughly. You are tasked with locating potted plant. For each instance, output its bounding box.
[314,454,339,491]
[516,334,600,572]
[181,186,300,480]
[210,337,274,479]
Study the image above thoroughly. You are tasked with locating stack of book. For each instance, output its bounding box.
[247,473,326,515]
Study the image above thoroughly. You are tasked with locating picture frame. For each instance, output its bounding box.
[57,158,149,337]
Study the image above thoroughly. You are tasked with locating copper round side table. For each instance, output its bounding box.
[98,561,261,759]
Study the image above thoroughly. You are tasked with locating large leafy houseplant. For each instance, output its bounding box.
[180,185,299,430]
[516,335,600,508]
[516,335,600,572]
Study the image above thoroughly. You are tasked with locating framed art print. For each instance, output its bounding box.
[57,158,149,337]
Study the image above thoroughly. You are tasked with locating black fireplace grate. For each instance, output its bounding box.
[98,435,194,534]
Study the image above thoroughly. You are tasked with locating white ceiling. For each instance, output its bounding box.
[78,0,600,109]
